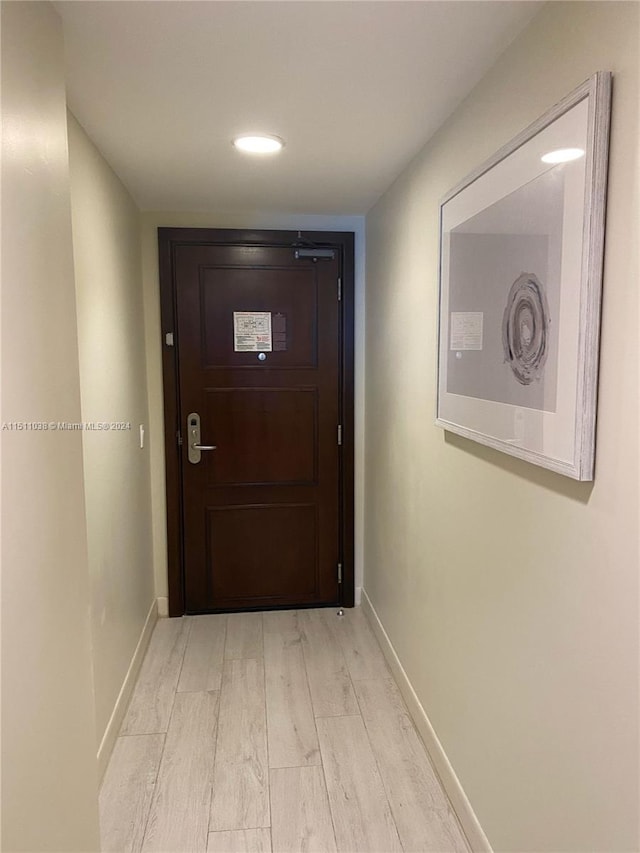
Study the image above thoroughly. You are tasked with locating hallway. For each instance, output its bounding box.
[100,607,469,852]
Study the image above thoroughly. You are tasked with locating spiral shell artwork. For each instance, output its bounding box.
[502,272,550,385]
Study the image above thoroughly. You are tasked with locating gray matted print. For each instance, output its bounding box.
[446,167,563,413]
[436,72,612,480]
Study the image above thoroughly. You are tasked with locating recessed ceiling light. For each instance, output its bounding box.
[541,148,585,164]
[232,134,285,154]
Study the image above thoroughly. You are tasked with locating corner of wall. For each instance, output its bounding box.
[361,591,492,853]
[96,599,158,781]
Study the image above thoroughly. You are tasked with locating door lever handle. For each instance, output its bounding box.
[187,412,216,464]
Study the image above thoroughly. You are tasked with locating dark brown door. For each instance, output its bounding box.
[172,239,343,612]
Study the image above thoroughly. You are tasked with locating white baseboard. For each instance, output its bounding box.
[361,589,492,853]
[96,598,159,782]
[354,585,362,606]
[157,596,169,617]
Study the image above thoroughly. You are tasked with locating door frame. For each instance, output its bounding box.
[158,227,355,616]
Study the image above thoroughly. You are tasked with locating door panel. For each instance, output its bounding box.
[201,266,318,368]
[203,388,318,485]
[173,242,340,612]
[206,504,318,601]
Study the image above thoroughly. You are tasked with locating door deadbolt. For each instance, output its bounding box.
[187,412,217,464]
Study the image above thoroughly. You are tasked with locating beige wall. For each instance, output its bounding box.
[364,3,639,851]
[0,3,100,850]
[140,212,365,608]
[68,115,156,755]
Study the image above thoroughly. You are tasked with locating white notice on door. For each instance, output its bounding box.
[233,311,272,352]
[450,312,483,351]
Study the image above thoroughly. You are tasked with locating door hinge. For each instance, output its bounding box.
[337,563,343,584]
[337,424,343,446]
[337,277,342,301]
[165,332,174,346]
[177,430,183,446]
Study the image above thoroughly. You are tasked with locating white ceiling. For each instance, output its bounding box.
[57,1,541,215]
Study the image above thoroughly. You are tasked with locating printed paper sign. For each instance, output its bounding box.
[233,311,272,352]
[450,312,483,351]
[272,313,287,352]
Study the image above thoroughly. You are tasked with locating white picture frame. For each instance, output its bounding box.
[436,72,612,480]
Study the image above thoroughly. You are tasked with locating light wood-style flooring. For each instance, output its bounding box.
[101,607,470,852]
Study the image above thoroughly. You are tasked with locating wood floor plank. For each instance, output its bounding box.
[225,612,264,660]
[262,609,300,636]
[327,607,390,681]
[121,617,190,735]
[141,691,219,852]
[354,679,470,852]
[270,766,336,853]
[178,614,227,693]
[298,609,359,717]
[210,659,269,831]
[99,734,165,852]
[107,608,470,853]
[264,625,320,768]
[207,829,272,852]
[316,715,402,853]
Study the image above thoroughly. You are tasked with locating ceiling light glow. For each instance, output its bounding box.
[233,134,284,154]
[541,148,585,164]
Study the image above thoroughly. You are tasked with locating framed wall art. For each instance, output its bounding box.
[436,72,612,480]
